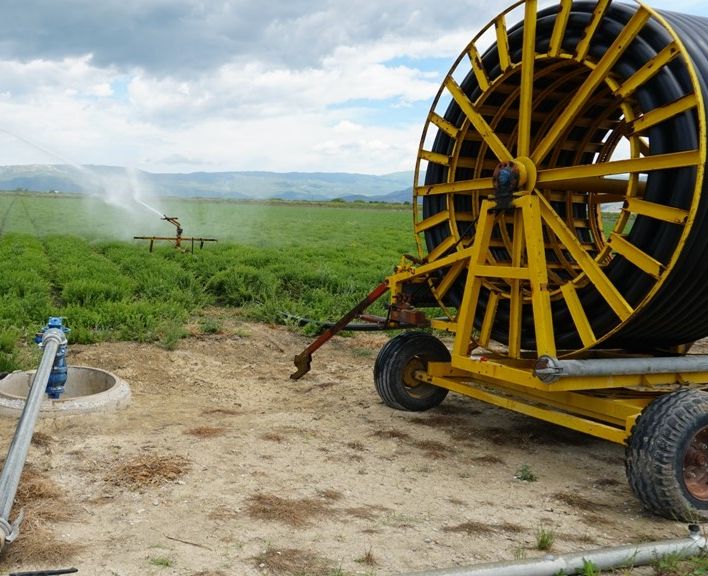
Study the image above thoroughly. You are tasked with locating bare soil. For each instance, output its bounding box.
[0,320,694,575]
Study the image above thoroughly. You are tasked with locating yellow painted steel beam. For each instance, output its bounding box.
[626,197,689,224]
[427,374,629,443]
[575,0,612,61]
[415,177,494,197]
[427,371,647,426]
[432,259,467,301]
[467,43,490,92]
[518,0,537,157]
[509,209,525,358]
[470,264,531,279]
[445,77,513,162]
[548,0,573,57]
[631,94,698,135]
[415,210,451,234]
[452,202,497,359]
[429,112,460,139]
[521,196,556,357]
[419,149,450,167]
[423,234,457,263]
[537,150,701,183]
[430,318,457,332]
[608,233,664,279]
[537,193,634,321]
[560,283,597,348]
[444,352,708,392]
[479,290,500,347]
[540,176,642,197]
[615,42,681,98]
[533,7,651,164]
[495,14,511,72]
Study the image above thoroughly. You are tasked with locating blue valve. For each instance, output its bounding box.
[34,317,70,400]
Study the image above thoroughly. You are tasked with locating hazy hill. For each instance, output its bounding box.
[0,164,415,202]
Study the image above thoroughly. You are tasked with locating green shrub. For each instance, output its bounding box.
[206,265,277,306]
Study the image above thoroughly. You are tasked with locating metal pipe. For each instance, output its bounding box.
[535,354,708,383]
[0,328,66,550]
[402,525,706,576]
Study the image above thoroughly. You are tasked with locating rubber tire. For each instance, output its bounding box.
[626,388,708,521]
[374,332,450,411]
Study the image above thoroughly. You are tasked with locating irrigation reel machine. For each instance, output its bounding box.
[292,0,708,520]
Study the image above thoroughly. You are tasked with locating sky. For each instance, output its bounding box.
[0,0,706,176]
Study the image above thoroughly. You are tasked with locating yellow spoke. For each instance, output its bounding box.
[445,77,513,162]
[548,0,572,57]
[533,7,651,164]
[626,197,689,224]
[428,112,460,139]
[615,42,680,98]
[607,233,664,279]
[432,260,467,301]
[631,94,698,135]
[575,0,611,61]
[426,235,457,263]
[495,15,511,72]
[415,177,494,197]
[478,290,500,347]
[415,211,451,234]
[467,43,490,92]
[419,150,450,167]
[538,194,634,321]
[560,283,597,348]
[537,150,701,183]
[541,176,643,196]
[518,0,537,157]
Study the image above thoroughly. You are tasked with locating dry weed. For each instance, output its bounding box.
[201,408,241,416]
[261,431,285,443]
[183,426,227,438]
[208,506,239,521]
[317,489,343,501]
[553,491,601,511]
[30,431,54,450]
[443,520,496,535]
[105,454,190,490]
[343,505,389,520]
[245,493,331,527]
[0,465,82,568]
[355,547,377,566]
[411,439,449,459]
[371,429,411,440]
[253,546,332,575]
[468,454,505,465]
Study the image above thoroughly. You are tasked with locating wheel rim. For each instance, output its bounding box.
[684,426,708,501]
[402,355,437,399]
[414,0,707,357]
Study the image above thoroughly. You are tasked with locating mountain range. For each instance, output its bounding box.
[0,164,415,203]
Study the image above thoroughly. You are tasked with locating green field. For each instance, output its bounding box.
[0,192,417,370]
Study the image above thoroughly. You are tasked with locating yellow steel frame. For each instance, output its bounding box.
[388,197,708,443]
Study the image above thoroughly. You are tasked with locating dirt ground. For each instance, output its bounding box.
[0,319,697,576]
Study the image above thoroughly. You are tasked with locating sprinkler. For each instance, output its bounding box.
[134,214,217,253]
[34,317,69,400]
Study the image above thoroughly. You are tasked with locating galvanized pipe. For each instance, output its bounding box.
[0,328,66,551]
[534,354,708,383]
[402,525,706,576]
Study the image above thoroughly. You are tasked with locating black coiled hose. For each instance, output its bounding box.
[421,1,708,352]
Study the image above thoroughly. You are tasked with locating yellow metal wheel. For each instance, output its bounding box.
[414,0,707,358]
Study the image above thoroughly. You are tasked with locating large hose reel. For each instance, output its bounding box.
[415,0,708,357]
